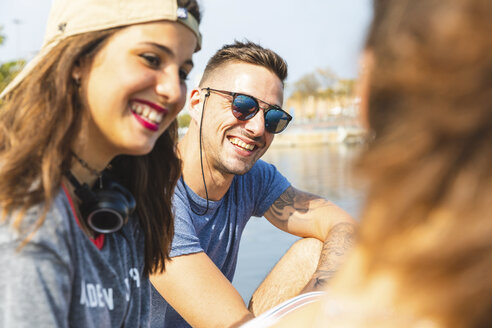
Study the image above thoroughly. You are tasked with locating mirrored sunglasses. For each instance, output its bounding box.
[203,88,292,134]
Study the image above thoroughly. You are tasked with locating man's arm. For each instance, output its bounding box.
[151,252,254,328]
[264,186,356,291]
[300,222,356,291]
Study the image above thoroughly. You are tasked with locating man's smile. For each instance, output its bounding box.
[228,137,256,151]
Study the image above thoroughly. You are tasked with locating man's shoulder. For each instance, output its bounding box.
[172,178,197,206]
[240,160,288,187]
[172,177,188,199]
[234,159,289,202]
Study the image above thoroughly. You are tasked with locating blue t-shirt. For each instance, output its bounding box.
[151,160,290,328]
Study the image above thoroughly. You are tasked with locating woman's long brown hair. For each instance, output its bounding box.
[355,0,492,326]
[0,0,201,276]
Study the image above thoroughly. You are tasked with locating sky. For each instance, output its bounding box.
[0,0,373,90]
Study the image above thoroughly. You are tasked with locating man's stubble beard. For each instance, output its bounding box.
[201,129,267,177]
[213,151,257,176]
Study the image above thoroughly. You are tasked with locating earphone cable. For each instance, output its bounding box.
[188,90,210,216]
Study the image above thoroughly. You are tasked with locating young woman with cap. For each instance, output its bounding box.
[0,0,201,326]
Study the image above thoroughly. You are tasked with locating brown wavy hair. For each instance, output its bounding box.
[0,0,201,276]
[356,0,492,326]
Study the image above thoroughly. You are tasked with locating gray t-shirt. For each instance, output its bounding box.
[151,160,291,327]
[0,187,151,327]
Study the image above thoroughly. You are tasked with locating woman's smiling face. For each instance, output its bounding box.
[75,20,197,159]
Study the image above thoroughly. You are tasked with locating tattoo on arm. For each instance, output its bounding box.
[269,187,296,215]
[312,222,356,289]
[268,187,331,224]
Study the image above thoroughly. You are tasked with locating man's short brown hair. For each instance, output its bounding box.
[199,40,288,87]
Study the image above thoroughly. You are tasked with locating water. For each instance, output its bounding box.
[232,143,365,303]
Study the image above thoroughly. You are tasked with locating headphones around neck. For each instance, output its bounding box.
[65,171,136,234]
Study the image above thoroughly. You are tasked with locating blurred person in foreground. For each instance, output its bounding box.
[243,0,492,327]
[0,0,201,326]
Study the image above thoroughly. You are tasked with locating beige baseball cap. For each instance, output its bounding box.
[0,0,202,99]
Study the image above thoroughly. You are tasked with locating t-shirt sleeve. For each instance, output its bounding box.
[251,160,291,217]
[169,196,204,258]
[0,214,72,327]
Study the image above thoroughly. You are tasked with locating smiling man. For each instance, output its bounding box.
[150,41,356,328]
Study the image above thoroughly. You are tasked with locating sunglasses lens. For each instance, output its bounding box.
[232,94,258,120]
[265,109,291,134]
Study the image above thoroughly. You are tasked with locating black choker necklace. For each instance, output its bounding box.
[71,152,103,179]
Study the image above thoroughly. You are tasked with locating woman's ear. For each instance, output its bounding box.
[357,49,374,130]
[188,88,204,123]
[71,61,83,86]
[71,58,91,86]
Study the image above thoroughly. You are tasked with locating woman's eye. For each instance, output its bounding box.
[140,53,160,68]
[179,69,189,81]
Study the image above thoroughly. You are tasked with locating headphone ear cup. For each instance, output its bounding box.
[81,190,124,233]
[66,171,136,234]
[79,181,136,234]
[106,181,136,217]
